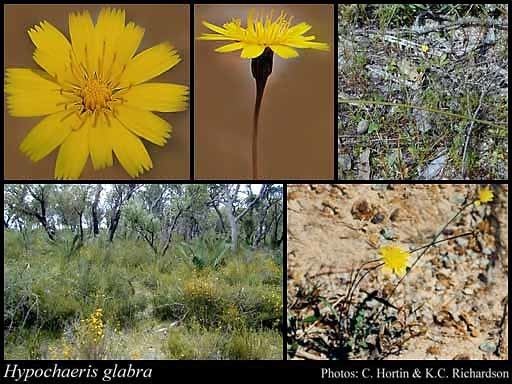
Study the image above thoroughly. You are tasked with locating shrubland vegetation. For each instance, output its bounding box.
[4,184,283,360]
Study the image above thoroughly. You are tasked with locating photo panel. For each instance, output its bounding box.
[287,183,508,360]
[195,4,334,180]
[337,4,508,180]
[4,183,284,360]
[4,4,190,180]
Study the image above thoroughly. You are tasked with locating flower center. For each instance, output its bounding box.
[80,78,112,111]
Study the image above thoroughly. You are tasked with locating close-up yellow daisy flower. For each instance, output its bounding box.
[5,7,188,179]
[475,186,494,206]
[198,10,329,59]
[378,244,410,278]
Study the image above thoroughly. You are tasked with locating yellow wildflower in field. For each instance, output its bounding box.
[198,10,329,59]
[84,307,105,344]
[5,8,188,179]
[475,186,494,206]
[379,245,410,277]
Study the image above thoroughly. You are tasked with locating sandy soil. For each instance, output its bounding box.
[287,184,508,360]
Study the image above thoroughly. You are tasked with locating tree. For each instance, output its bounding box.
[221,184,269,251]
[106,184,140,242]
[91,185,103,236]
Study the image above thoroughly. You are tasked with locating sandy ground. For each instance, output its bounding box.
[287,184,508,360]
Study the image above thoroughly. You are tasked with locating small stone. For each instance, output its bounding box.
[455,237,469,248]
[477,273,488,284]
[371,184,388,191]
[357,119,369,134]
[479,342,497,353]
[371,213,385,224]
[470,328,480,337]
[389,208,400,221]
[482,247,494,256]
[339,154,352,171]
[365,334,378,345]
[463,287,474,295]
[380,228,395,240]
[358,149,371,179]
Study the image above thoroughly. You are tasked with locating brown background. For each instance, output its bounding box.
[195,4,334,180]
[4,4,190,180]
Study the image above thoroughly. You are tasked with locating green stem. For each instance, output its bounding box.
[338,98,506,129]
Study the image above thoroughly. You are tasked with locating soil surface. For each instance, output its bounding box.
[287,184,508,360]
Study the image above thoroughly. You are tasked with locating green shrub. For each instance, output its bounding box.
[182,272,224,327]
[231,285,282,329]
[165,327,197,359]
[153,286,185,321]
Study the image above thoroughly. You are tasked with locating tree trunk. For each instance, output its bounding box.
[92,185,102,236]
[79,212,84,242]
[228,212,239,252]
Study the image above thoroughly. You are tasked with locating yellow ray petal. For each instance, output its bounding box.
[286,40,330,51]
[240,44,265,59]
[69,10,97,75]
[118,42,181,87]
[54,119,90,179]
[109,22,145,82]
[95,8,126,76]
[270,44,299,59]
[119,83,188,112]
[115,104,171,146]
[89,112,113,170]
[286,22,312,36]
[5,68,70,117]
[202,21,229,35]
[197,33,237,41]
[215,42,244,53]
[110,117,152,177]
[20,110,80,162]
[27,20,74,83]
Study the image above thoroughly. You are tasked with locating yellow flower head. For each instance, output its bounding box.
[5,8,189,179]
[475,186,494,206]
[198,10,329,59]
[421,44,429,53]
[379,245,410,277]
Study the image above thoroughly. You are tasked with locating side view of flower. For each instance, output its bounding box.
[198,9,329,179]
[5,8,189,179]
[198,10,329,59]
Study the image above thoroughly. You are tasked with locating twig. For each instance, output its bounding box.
[495,296,508,357]
[338,98,507,129]
[412,17,508,35]
[461,87,487,177]
[294,349,325,360]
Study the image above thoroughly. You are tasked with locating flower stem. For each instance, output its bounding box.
[409,231,475,253]
[251,48,273,179]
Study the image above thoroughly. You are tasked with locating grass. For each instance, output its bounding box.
[4,229,283,360]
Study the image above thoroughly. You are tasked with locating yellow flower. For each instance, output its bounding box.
[421,44,429,53]
[5,8,188,179]
[198,10,329,59]
[475,186,494,206]
[379,245,410,277]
